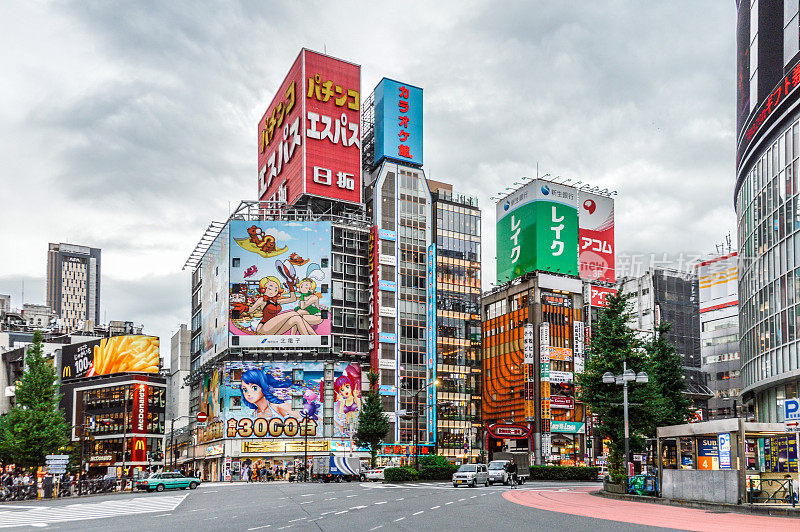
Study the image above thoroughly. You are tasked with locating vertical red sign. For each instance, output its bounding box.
[303,50,361,204]
[131,383,149,462]
[258,53,304,205]
[578,191,615,282]
[368,226,380,370]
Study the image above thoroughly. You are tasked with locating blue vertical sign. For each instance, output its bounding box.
[717,433,732,469]
[373,78,423,167]
[426,242,437,443]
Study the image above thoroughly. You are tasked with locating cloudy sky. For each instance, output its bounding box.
[0,1,736,355]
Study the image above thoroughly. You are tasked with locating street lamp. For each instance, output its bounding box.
[404,379,440,471]
[602,362,648,479]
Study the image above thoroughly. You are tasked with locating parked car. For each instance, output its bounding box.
[136,472,200,492]
[452,463,489,488]
[364,468,385,481]
[487,460,509,485]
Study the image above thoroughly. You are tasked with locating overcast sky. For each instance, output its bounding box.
[0,1,736,357]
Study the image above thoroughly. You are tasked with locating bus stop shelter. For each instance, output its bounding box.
[656,418,790,505]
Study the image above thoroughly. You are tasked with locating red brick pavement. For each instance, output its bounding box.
[502,486,797,531]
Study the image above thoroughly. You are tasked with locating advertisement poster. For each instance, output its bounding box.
[201,225,229,366]
[218,361,360,439]
[589,284,617,307]
[577,190,615,282]
[373,77,423,166]
[229,220,331,348]
[698,437,719,470]
[496,180,578,283]
[304,50,362,204]
[61,335,160,381]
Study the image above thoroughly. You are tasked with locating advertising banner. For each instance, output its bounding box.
[219,361,360,439]
[523,324,535,364]
[426,242,437,442]
[258,50,361,206]
[368,226,380,369]
[228,220,331,348]
[304,50,362,204]
[697,253,738,313]
[548,347,573,361]
[61,335,160,381]
[573,321,585,373]
[496,180,578,283]
[589,285,617,307]
[132,383,149,434]
[550,421,585,434]
[200,225,229,366]
[258,52,304,204]
[131,437,147,463]
[373,78,423,167]
[549,371,574,384]
[717,433,731,469]
[550,395,575,410]
[577,191,614,282]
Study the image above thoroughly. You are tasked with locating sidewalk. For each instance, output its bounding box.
[594,488,800,518]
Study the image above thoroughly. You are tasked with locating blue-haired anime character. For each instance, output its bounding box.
[240,368,294,419]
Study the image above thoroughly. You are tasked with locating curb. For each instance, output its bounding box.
[592,489,800,518]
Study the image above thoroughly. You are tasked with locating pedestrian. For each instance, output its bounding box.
[247,466,253,483]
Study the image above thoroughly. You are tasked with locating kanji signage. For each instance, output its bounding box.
[373,78,423,166]
[258,49,361,206]
[496,180,578,283]
[578,191,614,282]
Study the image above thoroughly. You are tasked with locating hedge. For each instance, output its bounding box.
[528,466,599,481]
[384,467,419,482]
[417,455,459,480]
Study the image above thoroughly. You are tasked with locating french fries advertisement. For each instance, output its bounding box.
[61,335,160,381]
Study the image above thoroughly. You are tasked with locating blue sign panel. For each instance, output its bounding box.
[378,229,397,241]
[718,433,732,469]
[378,280,397,292]
[379,332,396,343]
[786,398,800,420]
[373,78,423,167]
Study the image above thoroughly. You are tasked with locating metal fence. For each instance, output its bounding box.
[747,477,797,506]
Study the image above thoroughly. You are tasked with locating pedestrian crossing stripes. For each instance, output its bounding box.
[0,494,187,528]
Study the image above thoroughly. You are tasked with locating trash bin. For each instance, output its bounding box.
[42,475,54,499]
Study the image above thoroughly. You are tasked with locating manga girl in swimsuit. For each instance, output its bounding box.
[240,368,294,419]
[290,278,323,335]
[334,368,361,425]
[245,276,309,335]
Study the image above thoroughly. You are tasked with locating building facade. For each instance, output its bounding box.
[429,181,482,461]
[697,253,744,419]
[735,1,800,421]
[46,243,101,331]
[623,268,712,411]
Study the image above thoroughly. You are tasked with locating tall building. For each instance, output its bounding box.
[167,324,191,430]
[735,2,800,421]
[185,49,372,481]
[429,180,482,461]
[623,268,712,411]
[697,252,743,419]
[362,77,439,454]
[46,243,101,331]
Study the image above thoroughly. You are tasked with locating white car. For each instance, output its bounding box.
[487,460,509,485]
[364,468,385,481]
[452,463,489,488]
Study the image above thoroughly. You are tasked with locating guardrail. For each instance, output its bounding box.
[748,477,797,507]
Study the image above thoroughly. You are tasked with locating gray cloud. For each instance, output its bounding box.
[1,1,737,331]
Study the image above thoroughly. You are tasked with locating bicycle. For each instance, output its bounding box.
[509,473,518,490]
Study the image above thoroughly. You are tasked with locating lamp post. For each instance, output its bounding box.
[602,361,648,479]
[405,379,440,471]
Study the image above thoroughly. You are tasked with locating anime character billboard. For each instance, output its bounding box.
[221,361,361,439]
[228,221,331,348]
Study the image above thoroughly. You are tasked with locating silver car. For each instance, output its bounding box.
[487,460,509,485]
[452,463,489,488]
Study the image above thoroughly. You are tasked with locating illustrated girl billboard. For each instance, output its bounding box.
[228,221,331,348]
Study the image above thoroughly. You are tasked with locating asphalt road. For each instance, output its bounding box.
[0,480,689,531]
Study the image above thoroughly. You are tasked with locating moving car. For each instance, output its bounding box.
[452,463,489,488]
[364,468,385,481]
[135,472,200,492]
[487,460,509,485]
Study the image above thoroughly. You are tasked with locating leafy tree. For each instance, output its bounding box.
[577,290,656,483]
[354,370,391,468]
[0,331,69,470]
[644,321,690,427]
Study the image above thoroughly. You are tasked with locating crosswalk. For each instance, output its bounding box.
[0,494,186,528]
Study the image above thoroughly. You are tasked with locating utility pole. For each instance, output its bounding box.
[413,392,420,472]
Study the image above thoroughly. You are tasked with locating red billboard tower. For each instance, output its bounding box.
[258,49,361,207]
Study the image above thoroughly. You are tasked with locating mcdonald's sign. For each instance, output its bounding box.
[131,437,147,462]
[62,366,71,378]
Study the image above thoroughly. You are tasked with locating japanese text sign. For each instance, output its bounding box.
[373,78,423,166]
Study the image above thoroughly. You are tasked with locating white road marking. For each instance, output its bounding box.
[335,510,349,515]
[394,517,405,522]
[430,505,440,509]
[324,497,337,501]
[413,511,424,516]
[320,511,334,516]
[301,494,313,497]
[395,497,404,501]
[300,501,314,505]
[0,495,187,529]
[288,517,306,523]
[458,498,465,501]
[204,490,218,493]
[247,525,272,531]
[470,495,477,498]
[346,494,357,498]
[350,505,367,510]
[369,527,383,531]
[445,501,454,505]
[374,501,387,505]
[154,513,172,517]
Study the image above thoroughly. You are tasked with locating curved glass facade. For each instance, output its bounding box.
[736,115,800,421]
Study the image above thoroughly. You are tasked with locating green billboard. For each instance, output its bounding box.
[496,180,578,283]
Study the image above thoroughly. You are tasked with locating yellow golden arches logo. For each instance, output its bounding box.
[134,440,145,451]
[62,366,71,378]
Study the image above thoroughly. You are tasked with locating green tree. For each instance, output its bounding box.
[0,331,69,470]
[577,289,656,484]
[644,321,690,427]
[354,370,391,468]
